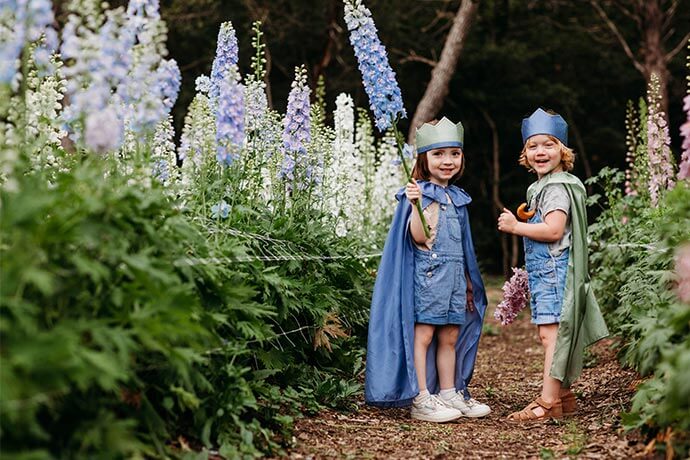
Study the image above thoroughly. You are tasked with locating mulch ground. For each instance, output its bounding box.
[278,281,657,460]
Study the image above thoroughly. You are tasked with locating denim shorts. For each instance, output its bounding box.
[414,250,466,325]
[526,250,569,325]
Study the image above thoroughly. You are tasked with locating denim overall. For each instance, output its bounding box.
[413,199,467,325]
[523,209,569,325]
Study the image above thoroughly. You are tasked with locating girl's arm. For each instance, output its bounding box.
[497,207,567,243]
[405,181,429,245]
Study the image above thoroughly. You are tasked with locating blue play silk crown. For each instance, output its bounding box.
[521,108,568,146]
[415,117,464,154]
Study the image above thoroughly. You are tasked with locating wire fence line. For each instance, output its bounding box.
[178,227,665,267]
[174,253,383,266]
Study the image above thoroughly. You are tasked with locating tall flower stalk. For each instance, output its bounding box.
[280,65,311,185]
[680,94,690,181]
[624,101,640,196]
[215,66,245,166]
[210,21,238,103]
[343,0,428,237]
[646,73,675,206]
[679,49,690,181]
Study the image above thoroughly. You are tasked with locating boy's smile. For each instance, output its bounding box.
[525,134,563,178]
[427,147,463,186]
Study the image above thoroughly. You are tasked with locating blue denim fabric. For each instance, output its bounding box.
[523,210,569,325]
[414,201,466,325]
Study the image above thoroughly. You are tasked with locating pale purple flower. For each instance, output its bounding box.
[646,74,675,205]
[210,22,239,102]
[84,106,123,153]
[494,267,530,326]
[343,0,406,131]
[215,68,245,166]
[116,0,180,136]
[1,0,59,82]
[156,59,181,111]
[678,94,690,181]
[647,110,675,205]
[280,65,311,180]
[211,200,230,219]
[675,244,690,303]
[60,9,134,140]
[151,159,169,182]
[403,143,414,159]
[126,0,160,39]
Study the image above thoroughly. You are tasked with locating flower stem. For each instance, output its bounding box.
[391,121,430,238]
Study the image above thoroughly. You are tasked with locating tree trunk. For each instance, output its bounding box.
[588,0,688,119]
[479,108,511,277]
[640,0,669,116]
[407,0,478,142]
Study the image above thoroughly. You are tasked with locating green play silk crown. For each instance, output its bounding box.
[521,108,568,146]
[415,117,464,154]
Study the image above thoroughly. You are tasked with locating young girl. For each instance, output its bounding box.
[497,108,608,421]
[365,117,491,422]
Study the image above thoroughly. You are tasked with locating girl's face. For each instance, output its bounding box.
[426,147,463,186]
[524,134,563,178]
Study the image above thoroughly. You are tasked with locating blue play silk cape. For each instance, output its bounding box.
[365,181,487,407]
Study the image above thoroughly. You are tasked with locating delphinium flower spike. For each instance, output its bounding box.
[215,66,245,166]
[343,0,405,131]
[343,0,430,237]
[280,65,311,183]
[210,21,239,103]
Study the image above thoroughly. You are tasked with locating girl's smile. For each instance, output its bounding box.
[427,147,463,186]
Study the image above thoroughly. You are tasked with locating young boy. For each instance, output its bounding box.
[497,108,608,420]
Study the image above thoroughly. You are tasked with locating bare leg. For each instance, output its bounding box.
[436,325,460,390]
[532,323,562,417]
[414,324,435,391]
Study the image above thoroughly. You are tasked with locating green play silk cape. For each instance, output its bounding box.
[527,172,609,387]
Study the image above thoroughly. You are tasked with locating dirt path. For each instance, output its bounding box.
[281,282,652,459]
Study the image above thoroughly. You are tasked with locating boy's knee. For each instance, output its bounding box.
[538,324,558,345]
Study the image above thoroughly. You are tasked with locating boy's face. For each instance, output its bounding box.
[426,147,463,186]
[524,135,563,178]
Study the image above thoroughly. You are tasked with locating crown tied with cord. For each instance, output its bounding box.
[521,108,568,146]
[415,117,464,154]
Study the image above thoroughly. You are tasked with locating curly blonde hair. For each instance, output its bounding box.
[518,135,575,172]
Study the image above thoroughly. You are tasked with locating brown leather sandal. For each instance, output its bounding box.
[507,397,563,421]
[560,390,576,415]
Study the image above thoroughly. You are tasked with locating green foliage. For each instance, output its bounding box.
[588,168,690,444]
[0,151,372,457]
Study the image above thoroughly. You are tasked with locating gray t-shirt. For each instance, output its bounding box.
[529,184,571,256]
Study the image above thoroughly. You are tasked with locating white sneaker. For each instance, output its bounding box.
[464,397,492,417]
[441,393,492,418]
[411,394,463,423]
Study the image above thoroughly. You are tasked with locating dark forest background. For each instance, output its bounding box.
[115,0,689,272]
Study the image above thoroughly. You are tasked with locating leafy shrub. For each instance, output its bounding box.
[588,170,690,447]
[0,153,372,458]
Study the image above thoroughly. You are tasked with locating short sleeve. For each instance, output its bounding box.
[539,184,570,217]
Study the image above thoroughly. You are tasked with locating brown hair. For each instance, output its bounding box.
[518,135,575,172]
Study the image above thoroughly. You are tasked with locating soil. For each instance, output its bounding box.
[278,280,655,460]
